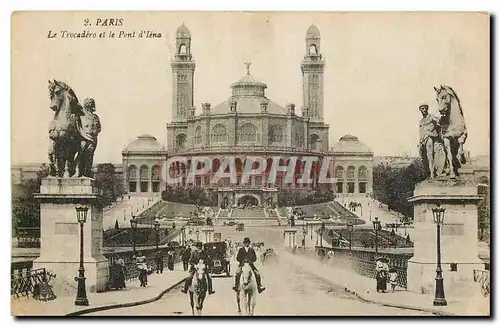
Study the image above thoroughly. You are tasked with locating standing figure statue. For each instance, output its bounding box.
[434,85,468,178]
[47,79,101,178]
[77,98,101,177]
[418,104,446,178]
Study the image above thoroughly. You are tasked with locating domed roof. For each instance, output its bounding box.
[331,135,373,155]
[306,24,320,38]
[231,73,267,88]
[176,23,191,38]
[124,134,166,153]
[211,63,286,115]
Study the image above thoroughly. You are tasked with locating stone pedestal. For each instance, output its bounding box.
[283,228,298,248]
[33,177,108,293]
[201,226,215,243]
[407,178,484,297]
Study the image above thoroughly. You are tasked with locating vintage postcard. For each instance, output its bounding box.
[11,11,490,316]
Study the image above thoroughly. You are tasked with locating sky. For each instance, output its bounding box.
[11,12,490,164]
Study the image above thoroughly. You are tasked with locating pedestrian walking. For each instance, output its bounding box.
[155,249,164,274]
[167,247,175,271]
[375,256,389,293]
[136,251,148,287]
[388,268,398,292]
[182,245,191,271]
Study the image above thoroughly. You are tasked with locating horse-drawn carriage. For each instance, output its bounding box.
[203,242,231,277]
[236,223,245,231]
[261,248,278,265]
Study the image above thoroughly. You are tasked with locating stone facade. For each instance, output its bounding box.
[330,135,374,195]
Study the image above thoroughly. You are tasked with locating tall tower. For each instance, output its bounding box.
[301,24,325,121]
[171,23,195,122]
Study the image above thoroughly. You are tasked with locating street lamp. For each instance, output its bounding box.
[154,218,161,250]
[432,203,447,306]
[74,205,89,306]
[130,214,138,257]
[347,220,354,254]
[372,216,381,255]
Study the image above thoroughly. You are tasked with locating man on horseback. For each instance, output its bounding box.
[233,237,266,293]
[181,242,215,295]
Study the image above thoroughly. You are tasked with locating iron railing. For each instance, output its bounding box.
[293,246,412,289]
[473,269,490,296]
[11,268,56,300]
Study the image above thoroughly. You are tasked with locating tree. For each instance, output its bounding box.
[372,159,426,218]
[12,164,50,233]
[94,163,125,208]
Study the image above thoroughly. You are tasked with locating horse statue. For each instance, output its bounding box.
[434,85,468,178]
[236,262,257,316]
[189,260,208,316]
[47,79,101,178]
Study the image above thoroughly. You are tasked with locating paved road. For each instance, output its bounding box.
[89,226,431,316]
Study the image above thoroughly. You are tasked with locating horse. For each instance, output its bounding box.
[48,80,83,177]
[236,262,257,316]
[434,85,468,178]
[189,260,208,316]
[47,79,99,178]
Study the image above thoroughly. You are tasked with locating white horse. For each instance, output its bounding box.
[189,260,207,316]
[236,262,257,316]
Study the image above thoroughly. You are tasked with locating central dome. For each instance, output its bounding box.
[211,63,287,115]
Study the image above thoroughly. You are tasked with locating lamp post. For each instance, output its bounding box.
[74,205,89,306]
[347,220,354,254]
[432,203,447,306]
[154,218,160,250]
[372,216,381,255]
[130,214,138,257]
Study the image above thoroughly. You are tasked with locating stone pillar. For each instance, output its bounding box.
[283,227,298,248]
[34,177,108,293]
[201,226,215,244]
[407,179,484,297]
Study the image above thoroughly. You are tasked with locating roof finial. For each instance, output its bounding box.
[244,62,251,75]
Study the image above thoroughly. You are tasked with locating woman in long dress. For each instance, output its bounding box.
[375,257,389,292]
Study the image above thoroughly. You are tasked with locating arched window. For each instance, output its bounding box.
[268,125,283,143]
[358,166,368,180]
[194,126,202,145]
[151,165,160,181]
[179,44,187,54]
[293,124,304,148]
[239,123,258,142]
[347,166,356,181]
[309,134,320,150]
[309,44,317,55]
[335,166,344,180]
[211,124,228,143]
[139,165,149,193]
[140,165,149,180]
[127,165,137,180]
[151,165,161,192]
[176,133,187,150]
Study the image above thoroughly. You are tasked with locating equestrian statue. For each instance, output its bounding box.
[418,85,468,180]
[47,79,101,178]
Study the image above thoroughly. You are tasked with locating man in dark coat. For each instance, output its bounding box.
[181,242,215,294]
[233,237,266,293]
[181,245,191,271]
